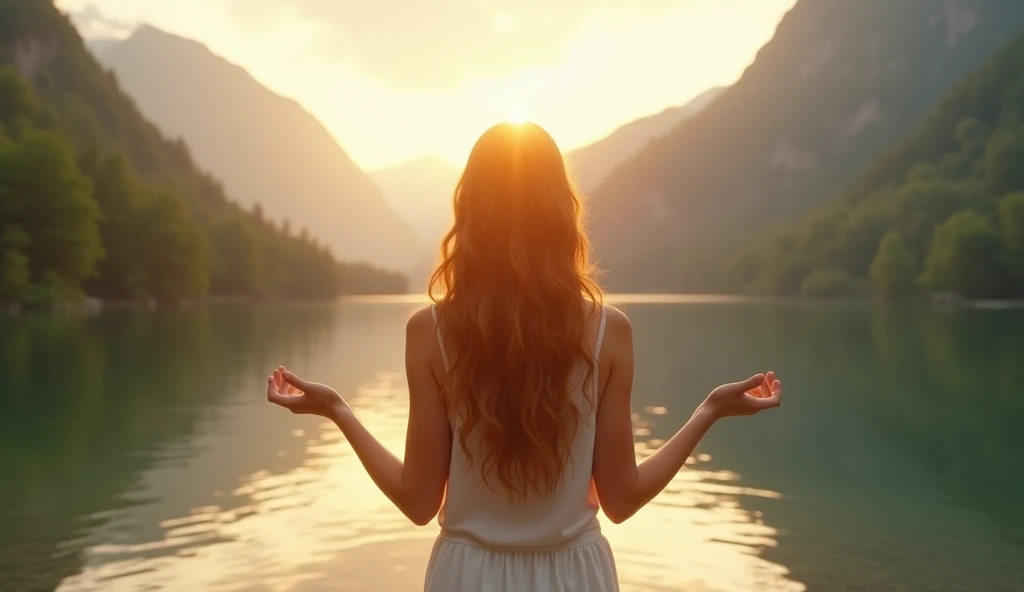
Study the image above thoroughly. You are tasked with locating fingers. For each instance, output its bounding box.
[273,366,299,395]
[751,385,783,410]
[763,371,775,398]
[283,370,311,392]
[273,367,285,392]
[738,373,766,393]
[266,375,297,409]
[746,393,780,411]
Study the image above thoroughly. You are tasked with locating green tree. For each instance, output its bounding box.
[0,130,103,299]
[0,68,37,125]
[919,210,1004,298]
[954,117,991,156]
[139,193,210,302]
[800,267,858,298]
[83,151,149,299]
[983,129,1024,196]
[830,204,891,275]
[998,193,1024,292]
[211,217,263,296]
[870,231,918,300]
[892,180,975,257]
[745,231,813,296]
[0,226,30,301]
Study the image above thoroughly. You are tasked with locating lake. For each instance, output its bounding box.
[1,297,1022,591]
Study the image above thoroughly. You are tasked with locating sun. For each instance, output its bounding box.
[507,105,530,124]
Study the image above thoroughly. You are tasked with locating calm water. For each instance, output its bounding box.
[1,298,1023,592]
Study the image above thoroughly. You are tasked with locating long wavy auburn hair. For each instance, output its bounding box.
[429,122,603,502]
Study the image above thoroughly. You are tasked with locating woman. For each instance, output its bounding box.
[266,122,782,591]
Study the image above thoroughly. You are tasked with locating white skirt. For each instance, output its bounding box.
[424,530,619,592]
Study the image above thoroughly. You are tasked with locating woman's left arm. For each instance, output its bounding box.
[267,307,452,525]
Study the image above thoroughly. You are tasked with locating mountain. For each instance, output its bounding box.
[101,25,421,273]
[369,88,725,254]
[588,0,1024,291]
[0,0,406,304]
[726,26,1024,300]
[370,156,461,249]
[566,86,724,194]
[85,37,118,58]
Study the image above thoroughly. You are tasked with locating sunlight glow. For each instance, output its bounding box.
[54,0,799,170]
[491,12,519,33]
[506,105,530,124]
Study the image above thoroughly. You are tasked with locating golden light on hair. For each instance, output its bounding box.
[429,122,603,502]
[506,105,530,124]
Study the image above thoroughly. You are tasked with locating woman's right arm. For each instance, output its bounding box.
[592,308,782,524]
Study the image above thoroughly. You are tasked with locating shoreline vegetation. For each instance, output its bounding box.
[0,2,407,312]
[6,292,1024,317]
[722,30,1024,302]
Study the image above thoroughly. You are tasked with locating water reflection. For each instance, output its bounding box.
[2,299,1022,591]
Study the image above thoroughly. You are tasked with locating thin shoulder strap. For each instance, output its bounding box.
[594,305,608,361]
[430,305,450,372]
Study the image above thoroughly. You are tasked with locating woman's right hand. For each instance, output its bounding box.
[700,371,782,420]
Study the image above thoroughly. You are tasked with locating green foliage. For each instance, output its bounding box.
[83,150,149,299]
[998,193,1024,292]
[588,1,1024,292]
[891,180,976,258]
[0,67,36,124]
[830,204,891,276]
[728,29,1024,300]
[138,193,210,302]
[800,267,859,298]
[0,226,30,300]
[870,231,918,300]
[0,130,102,301]
[918,211,1003,298]
[0,5,407,304]
[211,217,263,297]
[983,128,1024,196]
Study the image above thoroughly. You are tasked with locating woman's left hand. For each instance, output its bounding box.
[266,366,348,419]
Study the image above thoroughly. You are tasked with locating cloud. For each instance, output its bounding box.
[216,0,686,90]
[56,0,795,169]
[67,2,134,38]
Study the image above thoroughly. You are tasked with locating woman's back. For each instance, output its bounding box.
[266,121,782,592]
[424,304,619,591]
[434,304,608,550]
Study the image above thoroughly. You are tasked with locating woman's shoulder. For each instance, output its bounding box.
[598,304,632,363]
[407,304,437,334]
[601,304,631,335]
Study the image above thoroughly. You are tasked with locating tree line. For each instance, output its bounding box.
[0,1,406,307]
[723,28,1024,301]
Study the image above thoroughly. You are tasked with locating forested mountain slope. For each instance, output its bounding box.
[0,0,406,306]
[726,28,1024,300]
[588,0,1024,291]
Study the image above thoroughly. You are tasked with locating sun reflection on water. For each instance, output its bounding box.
[55,368,798,592]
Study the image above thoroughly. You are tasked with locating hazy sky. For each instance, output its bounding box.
[58,0,795,170]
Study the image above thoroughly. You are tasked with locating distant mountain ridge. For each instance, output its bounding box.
[371,156,461,249]
[102,26,421,272]
[371,87,725,253]
[587,0,1024,291]
[567,86,724,194]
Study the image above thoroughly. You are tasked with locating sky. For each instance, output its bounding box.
[57,0,796,171]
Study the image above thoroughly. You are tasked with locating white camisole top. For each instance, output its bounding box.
[430,304,608,550]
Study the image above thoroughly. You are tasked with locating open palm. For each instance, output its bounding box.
[704,371,783,419]
[266,366,346,418]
